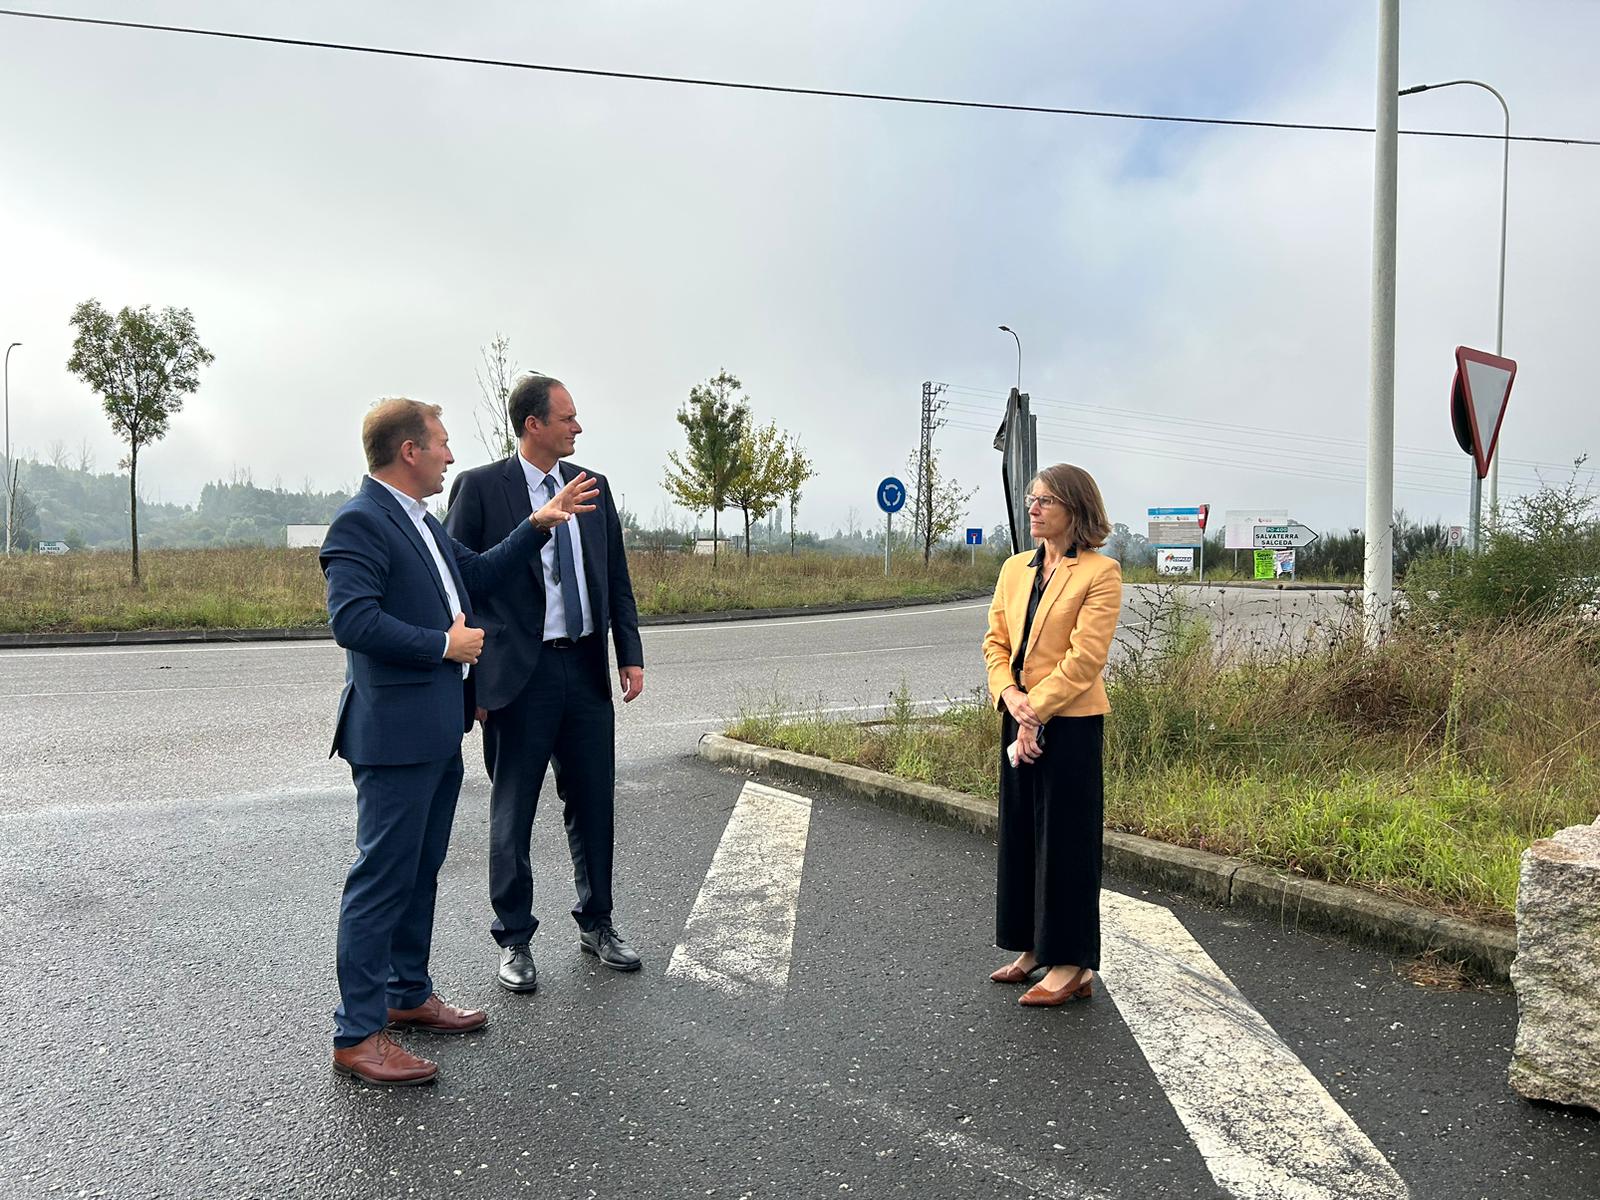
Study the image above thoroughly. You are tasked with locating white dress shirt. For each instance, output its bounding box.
[518,453,595,640]
[373,477,466,674]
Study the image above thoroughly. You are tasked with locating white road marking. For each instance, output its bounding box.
[1099,891,1409,1200]
[0,784,347,822]
[0,680,329,700]
[0,601,992,660]
[634,696,958,731]
[0,640,339,659]
[667,781,813,997]
[643,601,989,634]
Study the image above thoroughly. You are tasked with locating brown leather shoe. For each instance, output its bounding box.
[1019,968,1094,1007]
[332,1032,438,1086]
[387,993,489,1035]
[990,959,1043,984]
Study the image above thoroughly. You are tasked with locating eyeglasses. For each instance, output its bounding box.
[1024,493,1062,511]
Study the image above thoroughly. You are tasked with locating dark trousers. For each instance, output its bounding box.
[333,753,464,1048]
[483,637,616,946]
[995,713,1104,970]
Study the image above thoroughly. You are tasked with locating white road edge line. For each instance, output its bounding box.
[666,781,812,997]
[634,696,957,731]
[1100,891,1409,1200]
[0,601,994,659]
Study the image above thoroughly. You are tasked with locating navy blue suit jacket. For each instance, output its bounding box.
[321,476,548,766]
[445,455,642,712]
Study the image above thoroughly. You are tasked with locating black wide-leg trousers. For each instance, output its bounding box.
[995,712,1104,970]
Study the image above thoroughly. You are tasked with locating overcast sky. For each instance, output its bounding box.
[2,1,1597,540]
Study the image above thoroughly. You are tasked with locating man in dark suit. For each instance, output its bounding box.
[322,396,598,1086]
[445,373,644,993]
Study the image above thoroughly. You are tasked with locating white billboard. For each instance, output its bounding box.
[287,524,330,549]
[1224,509,1287,551]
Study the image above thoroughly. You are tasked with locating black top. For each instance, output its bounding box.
[1010,545,1076,688]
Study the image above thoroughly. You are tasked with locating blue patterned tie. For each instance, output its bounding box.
[544,475,584,640]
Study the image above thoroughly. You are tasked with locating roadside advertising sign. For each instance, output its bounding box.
[1147,506,1206,548]
[1157,548,1197,576]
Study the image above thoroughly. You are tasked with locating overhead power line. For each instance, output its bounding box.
[1,7,1597,148]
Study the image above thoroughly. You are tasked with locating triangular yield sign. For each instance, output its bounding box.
[1451,346,1517,479]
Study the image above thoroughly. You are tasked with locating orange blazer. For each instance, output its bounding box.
[983,547,1122,721]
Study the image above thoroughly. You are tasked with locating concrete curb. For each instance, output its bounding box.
[0,591,993,650]
[695,732,1516,982]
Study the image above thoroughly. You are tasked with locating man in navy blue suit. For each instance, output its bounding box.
[321,397,598,1086]
[445,374,644,994]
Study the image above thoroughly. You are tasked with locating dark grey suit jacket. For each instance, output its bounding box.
[444,455,643,711]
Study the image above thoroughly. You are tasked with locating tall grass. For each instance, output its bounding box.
[0,546,1001,633]
[728,595,1600,922]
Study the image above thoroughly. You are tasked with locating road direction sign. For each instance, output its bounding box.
[965,528,983,545]
[1252,522,1319,550]
[1450,346,1517,479]
[876,477,907,514]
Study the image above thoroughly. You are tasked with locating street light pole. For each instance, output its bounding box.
[1399,78,1510,534]
[1364,0,1399,648]
[3,342,19,556]
[998,325,1021,394]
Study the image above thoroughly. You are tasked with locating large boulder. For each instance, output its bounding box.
[1509,815,1600,1111]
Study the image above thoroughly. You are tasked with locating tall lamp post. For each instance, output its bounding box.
[1400,78,1510,542]
[4,342,19,556]
[997,325,1021,394]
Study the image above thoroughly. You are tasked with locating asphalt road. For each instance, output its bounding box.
[1,596,1593,1199]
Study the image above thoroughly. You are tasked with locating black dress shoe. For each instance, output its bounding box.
[579,922,642,972]
[497,943,538,993]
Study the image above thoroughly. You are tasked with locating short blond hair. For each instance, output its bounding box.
[1033,463,1111,550]
[362,397,442,472]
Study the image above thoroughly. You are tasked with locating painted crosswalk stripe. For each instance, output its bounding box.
[667,781,812,997]
[1100,891,1409,1200]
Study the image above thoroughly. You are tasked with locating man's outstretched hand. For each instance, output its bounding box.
[532,472,601,530]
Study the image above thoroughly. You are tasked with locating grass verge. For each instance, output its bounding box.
[0,546,1001,633]
[727,600,1600,924]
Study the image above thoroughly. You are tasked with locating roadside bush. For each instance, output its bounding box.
[1404,468,1600,626]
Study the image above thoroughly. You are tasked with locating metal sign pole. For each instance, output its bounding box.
[885,512,891,577]
[1469,466,1482,552]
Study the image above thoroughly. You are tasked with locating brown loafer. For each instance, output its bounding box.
[387,993,489,1035]
[332,1032,438,1086]
[1020,968,1094,1007]
[989,960,1042,984]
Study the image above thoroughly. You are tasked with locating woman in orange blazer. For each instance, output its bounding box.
[981,463,1121,1006]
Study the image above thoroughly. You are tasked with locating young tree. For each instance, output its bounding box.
[4,477,39,551]
[725,419,790,558]
[904,446,978,564]
[661,369,750,564]
[474,332,518,460]
[66,299,214,582]
[781,436,817,555]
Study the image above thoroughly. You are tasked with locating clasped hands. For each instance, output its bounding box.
[1001,685,1044,764]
